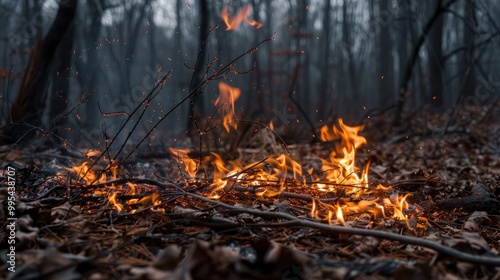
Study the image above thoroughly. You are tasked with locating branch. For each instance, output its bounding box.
[184,192,500,266]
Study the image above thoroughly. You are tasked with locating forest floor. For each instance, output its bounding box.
[1,106,499,280]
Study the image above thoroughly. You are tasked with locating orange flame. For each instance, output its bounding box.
[221,4,263,31]
[336,204,345,226]
[384,193,411,228]
[168,148,198,177]
[165,114,416,228]
[320,119,369,195]
[67,162,104,184]
[108,192,123,212]
[215,82,241,132]
[86,149,101,157]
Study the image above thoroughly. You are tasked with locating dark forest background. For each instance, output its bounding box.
[0,0,498,147]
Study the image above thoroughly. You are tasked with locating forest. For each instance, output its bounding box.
[0,0,499,279]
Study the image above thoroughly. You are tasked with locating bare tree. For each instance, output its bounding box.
[187,0,209,144]
[6,0,77,142]
[320,0,332,107]
[379,0,393,106]
[393,0,459,126]
[427,0,445,108]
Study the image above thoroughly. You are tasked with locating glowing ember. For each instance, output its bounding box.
[221,4,263,31]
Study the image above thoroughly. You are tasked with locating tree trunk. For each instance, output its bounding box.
[80,0,104,131]
[393,0,459,126]
[50,15,75,125]
[7,0,77,143]
[427,0,444,108]
[320,0,332,116]
[379,0,393,108]
[187,0,209,143]
[458,1,476,102]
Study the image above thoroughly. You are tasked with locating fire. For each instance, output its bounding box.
[168,115,419,229]
[86,149,101,157]
[318,119,370,195]
[108,192,123,212]
[67,162,104,184]
[384,193,412,228]
[64,90,417,229]
[220,4,263,31]
[215,82,241,132]
[168,148,198,177]
[336,204,345,226]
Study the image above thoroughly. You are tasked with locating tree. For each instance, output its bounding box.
[187,0,209,144]
[426,0,444,108]
[320,0,332,108]
[6,0,77,142]
[379,0,393,106]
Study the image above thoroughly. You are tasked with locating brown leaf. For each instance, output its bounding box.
[153,245,182,270]
[463,211,491,232]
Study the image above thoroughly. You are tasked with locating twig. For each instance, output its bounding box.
[233,185,342,203]
[183,192,500,266]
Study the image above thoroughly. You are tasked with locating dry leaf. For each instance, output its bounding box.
[463,211,491,231]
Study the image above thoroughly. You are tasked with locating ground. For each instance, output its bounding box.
[1,106,499,279]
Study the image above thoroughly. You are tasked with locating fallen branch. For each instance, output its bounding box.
[184,191,500,266]
[436,183,500,214]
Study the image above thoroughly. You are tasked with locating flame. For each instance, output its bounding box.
[108,192,123,212]
[319,119,370,195]
[61,110,418,228]
[86,149,101,157]
[126,182,136,195]
[168,117,413,227]
[220,5,263,31]
[269,121,275,131]
[215,82,241,132]
[67,162,104,184]
[311,199,317,218]
[336,204,345,226]
[320,125,336,142]
[168,148,198,177]
[384,193,411,228]
[60,106,419,229]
